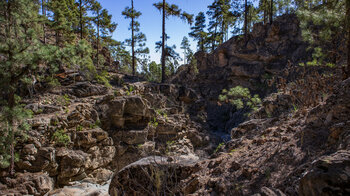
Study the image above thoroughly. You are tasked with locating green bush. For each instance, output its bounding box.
[57,94,71,106]
[96,70,112,88]
[52,129,70,146]
[219,86,261,112]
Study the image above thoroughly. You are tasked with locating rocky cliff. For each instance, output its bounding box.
[171,14,309,137]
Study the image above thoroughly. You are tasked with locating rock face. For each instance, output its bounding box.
[299,150,350,196]
[0,172,54,196]
[171,14,308,135]
[1,70,209,195]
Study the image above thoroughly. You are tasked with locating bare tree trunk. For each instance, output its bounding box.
[132,0,135,76]
[161,0,166,83]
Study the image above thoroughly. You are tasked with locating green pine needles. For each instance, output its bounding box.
[219,86,262,112]
[0,102,33,169]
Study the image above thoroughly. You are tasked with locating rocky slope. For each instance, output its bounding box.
[1,13,349,196]
[108,14,350,196]
[0,74,212,195]
[108,73,350,196]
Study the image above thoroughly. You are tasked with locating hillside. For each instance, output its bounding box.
[0,12,349,196]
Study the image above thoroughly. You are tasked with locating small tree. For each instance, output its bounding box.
[180,36,193,64]
[91,2,117,67]
[189,12,208,52]
[219,86,262,112]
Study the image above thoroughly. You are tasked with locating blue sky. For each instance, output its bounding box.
[99,0,214,64]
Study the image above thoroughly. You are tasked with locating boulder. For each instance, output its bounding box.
[56,148,90,185]
[87,146,116,170]
[109,156,198,196]
[68,82,109,98]
[112,130,148,145]
[0,172,54,196]
[74,128,109,148]
[299,150,350,196]
[17,147,58,176]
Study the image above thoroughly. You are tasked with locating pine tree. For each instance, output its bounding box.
[207,0,237,50]
[189,12,208,52]
[48,0,79,45]
[180,36,193,64]
[77,0,96,40]
[155,35,181,75]
[0,0,49,175]
[91,2,117,67]
[297,0,347,67]
[111,41,132,73]
[153,1,193,83]
[122,0,149,76]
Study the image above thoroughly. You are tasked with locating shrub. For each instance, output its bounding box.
[219,86,262,112]
[52,129,70,146]
[57,94,71,106]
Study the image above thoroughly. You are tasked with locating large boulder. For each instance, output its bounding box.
[109,156,198,196]
[16,147,58,176]
[299,150,350,196]
[97,96,151,130]
[56,148,90,185]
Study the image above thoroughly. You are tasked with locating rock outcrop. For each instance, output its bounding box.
[171,14,308,135]
[107,15,349,196]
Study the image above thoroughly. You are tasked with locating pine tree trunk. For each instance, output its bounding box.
[201,37,203,51]
[270,0,273,24]
[161,0,166,83]
[213,25,217,51]
[97,11,100,67]
[264,0,267,24]
[8,61,15,177]
[79,0,83,40]
[183,49,186,64]
[42,0,46,44]
[132,0,135,76]
[347,0,350,78]
[244,0,248,38]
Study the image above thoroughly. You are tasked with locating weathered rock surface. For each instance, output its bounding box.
[67,82,109,98]
[109,156,198,196]
[0,172,54,196]
[171,14,308,135]
[299,150,350,196]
